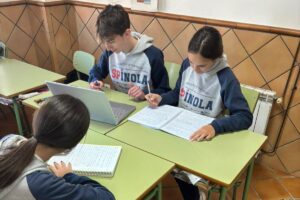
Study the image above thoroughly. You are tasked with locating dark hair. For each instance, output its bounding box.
[96,4,130,40]
[0,94,90,189]
[188,26,223,60]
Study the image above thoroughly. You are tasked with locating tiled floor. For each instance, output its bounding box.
[161,161,300,200]
[1,104,300,200]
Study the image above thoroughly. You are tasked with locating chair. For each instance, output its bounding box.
[165,61,180,89]
[73,51,95,80]
[240,85,259,113]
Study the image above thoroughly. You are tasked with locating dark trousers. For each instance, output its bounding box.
[175,177,200,200]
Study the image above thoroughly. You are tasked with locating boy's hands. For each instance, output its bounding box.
[89,80,104,90]
[128,83,145,100]
[49,161,72,177]
[189,125,215,141]
[145,94,162,107]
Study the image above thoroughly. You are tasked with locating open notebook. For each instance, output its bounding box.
[128,105,214,140]
[47,144,122,177]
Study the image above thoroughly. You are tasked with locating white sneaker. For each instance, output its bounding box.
[199,190,206,200]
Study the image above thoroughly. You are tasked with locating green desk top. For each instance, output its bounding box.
[107,121,267,187]
[23,80,147,134]
[0,58,65,98]
[83,129,174,200]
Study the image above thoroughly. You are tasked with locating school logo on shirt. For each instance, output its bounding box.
[112,68,148,84]
[180,88,185,97]
[180,87,213,111]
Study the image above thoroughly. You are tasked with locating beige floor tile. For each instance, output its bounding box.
[253,178,291,199]
[279,177,300,198]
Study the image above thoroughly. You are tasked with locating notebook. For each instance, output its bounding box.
[47,144,122,177]
[46,81,136,125]
[128,105,214,140]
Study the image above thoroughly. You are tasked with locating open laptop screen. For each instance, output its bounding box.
[46,81,135,125]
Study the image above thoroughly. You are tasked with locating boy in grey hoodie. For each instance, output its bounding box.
[89,4,170,100]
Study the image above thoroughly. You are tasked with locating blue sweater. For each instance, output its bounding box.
[27,172,115,200]
[160,56,253,134]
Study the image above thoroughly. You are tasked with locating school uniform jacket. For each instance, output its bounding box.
[89,32,170,94]
[0,134,115,200]
[160,56,253,134]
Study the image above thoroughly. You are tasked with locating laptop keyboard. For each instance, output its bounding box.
[109,101,136,122]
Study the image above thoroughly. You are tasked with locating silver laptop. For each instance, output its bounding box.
[46,81,136,125]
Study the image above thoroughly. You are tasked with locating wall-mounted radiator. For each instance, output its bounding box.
[241,84,277,135]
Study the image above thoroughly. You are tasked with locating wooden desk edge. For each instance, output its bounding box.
[0,77,65,99]
[138,165,175,200]
[173,136,267,188]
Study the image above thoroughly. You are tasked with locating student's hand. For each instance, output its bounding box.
[189,125,216,141]
[145,94,162,107]
[128,83,145,100]
[89,80,104,90]
[49,161,73,177]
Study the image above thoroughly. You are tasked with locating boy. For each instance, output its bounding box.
[89,4,170,100]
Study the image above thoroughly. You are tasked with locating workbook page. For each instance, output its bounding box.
[161,109,214,140]
[128,105,182,129]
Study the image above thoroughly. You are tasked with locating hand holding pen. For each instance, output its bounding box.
[128,82,145,100]
[145,82,162,107]
[89,80,103,90]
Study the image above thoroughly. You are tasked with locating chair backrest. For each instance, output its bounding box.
[73,51,95,79]
[240,85,259,113]
[165,61,180,89]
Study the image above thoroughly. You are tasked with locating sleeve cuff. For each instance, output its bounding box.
[211,120,222,134]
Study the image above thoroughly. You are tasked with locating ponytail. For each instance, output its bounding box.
[0,137,38,189]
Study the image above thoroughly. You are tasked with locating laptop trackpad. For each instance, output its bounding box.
[109,101,136,123]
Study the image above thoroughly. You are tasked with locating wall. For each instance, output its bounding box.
[63,0,300,30]
[158,0,300,30]
[0,1,300,176]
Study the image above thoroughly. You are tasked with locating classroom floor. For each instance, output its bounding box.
[1,104,300,200]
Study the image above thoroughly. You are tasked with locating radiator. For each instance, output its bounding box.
[241,84,277,135]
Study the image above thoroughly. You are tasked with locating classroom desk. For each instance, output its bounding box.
[0,58,65,134]
[23,80,147,134]
[83,129,175,200]
[107,121,267,200]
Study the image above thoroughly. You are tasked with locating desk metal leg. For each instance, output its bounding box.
[144,183,162,200]
[12,98,23,135]
[157,183,162,200]
[242,159,254,200]
[219,187,227,200]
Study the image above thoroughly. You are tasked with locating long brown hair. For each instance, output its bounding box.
[0,94,90,188]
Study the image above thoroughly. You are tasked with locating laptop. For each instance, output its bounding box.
[46,81,136,125]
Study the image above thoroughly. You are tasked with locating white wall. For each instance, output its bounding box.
[86,0,300,30]
[159,0,300,30]
[5,0,298,30]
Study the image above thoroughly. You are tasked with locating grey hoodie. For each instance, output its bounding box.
[89,32,171,95]
[160,55,253,134]
[0,134,49,200]
[0,134,115,200]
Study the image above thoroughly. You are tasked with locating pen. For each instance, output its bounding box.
[34,97,48,104]
[147,81,151,94]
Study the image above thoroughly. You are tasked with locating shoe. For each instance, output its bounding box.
[196,178,210,200]
[195,178,210,192]
[199,190,207,200]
